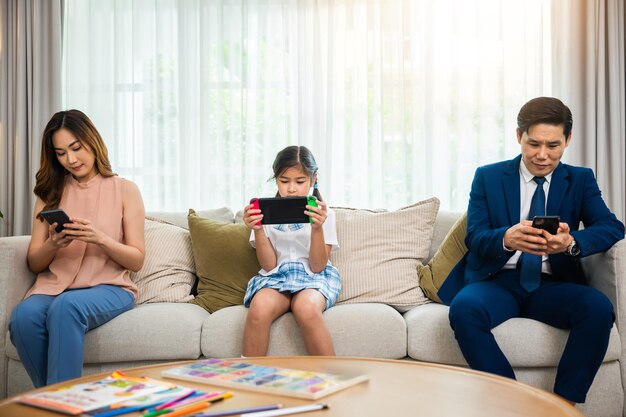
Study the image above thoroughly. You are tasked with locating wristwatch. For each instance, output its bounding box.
[566,238,581,257]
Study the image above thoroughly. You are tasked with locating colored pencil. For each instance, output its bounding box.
[241,403,329,417]
[155,389,196,410]
[194,404,283,417]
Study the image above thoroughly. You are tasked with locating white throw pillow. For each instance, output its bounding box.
[331,198,439,312]
[130,219,196,304]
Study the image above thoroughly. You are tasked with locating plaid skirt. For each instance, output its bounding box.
[243,262,342,310]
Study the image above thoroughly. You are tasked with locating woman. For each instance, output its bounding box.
[9,110,145,387]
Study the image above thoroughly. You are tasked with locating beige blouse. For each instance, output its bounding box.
[25,174,138,299]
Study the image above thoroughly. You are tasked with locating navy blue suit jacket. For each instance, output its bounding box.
[438,155,625,305]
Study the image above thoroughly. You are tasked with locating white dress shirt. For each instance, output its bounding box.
[250,207,339,276]
[503,160,553,275]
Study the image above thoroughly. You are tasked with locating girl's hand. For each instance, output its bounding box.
[306,200,327,230]
[62,217,107,245]
[244,203,264,230]
[46,223,72,249]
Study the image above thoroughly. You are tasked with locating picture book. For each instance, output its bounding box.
[161,358,368,400]
[16,371,176,415]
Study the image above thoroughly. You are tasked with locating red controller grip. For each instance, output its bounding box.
[249,198,261,225]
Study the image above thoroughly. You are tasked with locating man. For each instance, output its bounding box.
[438,97,625,404]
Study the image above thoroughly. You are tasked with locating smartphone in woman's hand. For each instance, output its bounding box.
[40,209,71,233]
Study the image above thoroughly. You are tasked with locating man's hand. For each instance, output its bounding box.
[544,222,573,254]
[504,221,548,255]
[504,221,573,256]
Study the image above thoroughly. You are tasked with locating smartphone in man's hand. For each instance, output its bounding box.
[40,209,71,233]
[531,215,560,235]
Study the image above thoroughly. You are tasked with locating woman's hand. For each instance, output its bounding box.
[62,217,107,245]
[46,223,72,249]
[306,200,327,230]
[244,203,264,230]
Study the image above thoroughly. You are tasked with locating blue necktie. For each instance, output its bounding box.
[519,176,546,292]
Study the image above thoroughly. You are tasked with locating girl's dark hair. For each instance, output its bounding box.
[34,109,115,219]
[517,97,573,138]
[271,145,323,201]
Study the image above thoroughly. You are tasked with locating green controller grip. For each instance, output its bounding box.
[307,195,318,223]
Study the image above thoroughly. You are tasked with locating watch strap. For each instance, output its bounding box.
[567,238,580,256]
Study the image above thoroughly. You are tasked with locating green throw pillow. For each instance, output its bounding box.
[418,212,467,303]
[187,209,261,313]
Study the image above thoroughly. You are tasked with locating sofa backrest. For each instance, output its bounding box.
[429,210,463,261]
[146,208,463,263]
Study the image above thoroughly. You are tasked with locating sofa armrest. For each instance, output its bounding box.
[0,236,34,398]
[0,236,35,322]
[583,238,626,417]
[582,239,626,329]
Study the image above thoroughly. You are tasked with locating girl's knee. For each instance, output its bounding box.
[291,299,323,321]
[246,304,276,326]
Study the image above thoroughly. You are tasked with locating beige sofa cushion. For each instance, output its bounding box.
[405,303,621,366]
[331,198,439,312]
[200,304,407,359]
[5,303,210,363]
[130,208,235,304]
[130,219,196,304]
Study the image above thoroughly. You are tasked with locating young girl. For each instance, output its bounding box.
[9,109,145,387]
[242,146,341,356]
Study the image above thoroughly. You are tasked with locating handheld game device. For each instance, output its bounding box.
[250,196,318,225]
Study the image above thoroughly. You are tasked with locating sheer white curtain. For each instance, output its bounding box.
[63,0,551,212]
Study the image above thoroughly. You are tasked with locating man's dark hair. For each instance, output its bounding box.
[517,97,573,138]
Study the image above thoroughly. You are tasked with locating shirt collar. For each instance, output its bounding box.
[520,159,553,185]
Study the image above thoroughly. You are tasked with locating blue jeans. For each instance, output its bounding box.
[448,269,614,403]
[9,285,134,387]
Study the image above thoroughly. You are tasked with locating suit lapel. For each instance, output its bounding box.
[502,156,521,225]
[547,163,569,215]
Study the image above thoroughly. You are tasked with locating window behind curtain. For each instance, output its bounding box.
[62,0,551,212]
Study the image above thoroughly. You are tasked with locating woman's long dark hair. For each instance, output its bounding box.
[34,110,115,219]
[271,145,323,201]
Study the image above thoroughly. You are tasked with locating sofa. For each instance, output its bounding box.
[1,205,625,417]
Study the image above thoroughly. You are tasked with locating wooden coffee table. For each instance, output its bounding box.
[0,356,583,416]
